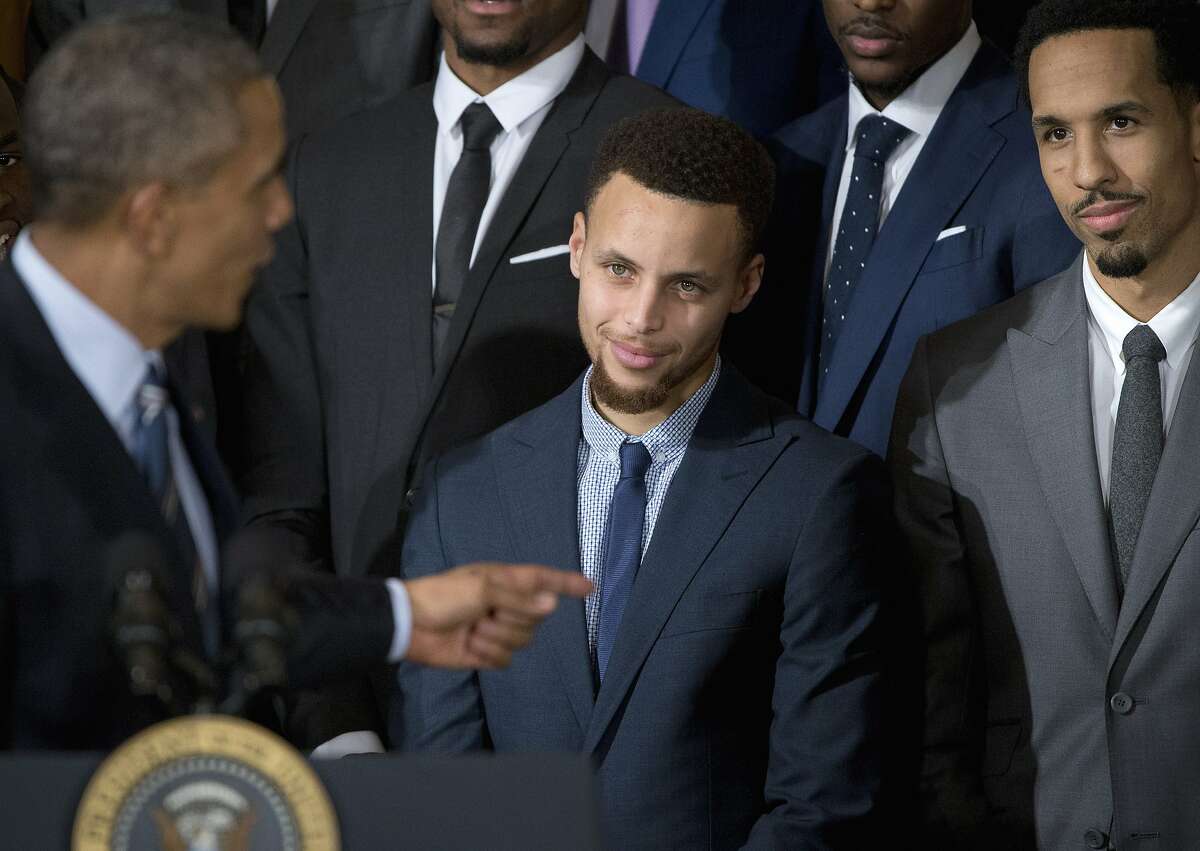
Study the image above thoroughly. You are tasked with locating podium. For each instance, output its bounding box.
[0,752,604,849]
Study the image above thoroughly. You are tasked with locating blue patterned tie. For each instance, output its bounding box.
[820,114,912,382]
[131,364,208,637]
[596,441,652,682]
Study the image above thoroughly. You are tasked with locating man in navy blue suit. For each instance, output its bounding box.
[399,107,893,849]
[742,0,1080,455]
[585,0,843,137]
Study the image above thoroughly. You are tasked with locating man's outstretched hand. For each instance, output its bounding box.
[404,564,593,669]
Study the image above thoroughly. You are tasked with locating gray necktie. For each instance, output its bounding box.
[1109,324,1166,593]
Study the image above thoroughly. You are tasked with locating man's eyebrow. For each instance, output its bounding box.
[0,132,18,147]
[1032,101,1152,128]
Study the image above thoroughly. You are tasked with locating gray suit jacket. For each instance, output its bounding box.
[890,253,1200,849]
[28,0,436,138]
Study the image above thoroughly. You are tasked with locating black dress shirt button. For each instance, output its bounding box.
[1110,692,1135,715]
[1084,827,1108,848]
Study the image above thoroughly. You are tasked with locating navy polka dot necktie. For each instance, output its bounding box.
[820,114,912,383]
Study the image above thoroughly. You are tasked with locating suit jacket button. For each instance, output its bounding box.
[404,487,416,507]
[1110,692,1134,715]
[1084,828,1108,848]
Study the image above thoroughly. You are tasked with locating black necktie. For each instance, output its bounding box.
[596,441,652,682]
[1109,324,1166,594]
[228,0,267,46]
[433,102,503,363]
[820,114,911,383]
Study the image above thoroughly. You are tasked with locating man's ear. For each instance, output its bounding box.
[569,211,587,280]
[124,182,175,258]
[730,253,765,314]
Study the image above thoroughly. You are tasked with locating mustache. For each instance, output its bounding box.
[1070,190,1145,217]
[839,16,906,41]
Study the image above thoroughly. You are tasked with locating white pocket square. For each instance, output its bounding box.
[936,225,968,242]
[509,244,571,264]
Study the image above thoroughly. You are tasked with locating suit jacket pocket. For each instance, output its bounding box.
[981,719,1022,778]
[660,589,764,638]
[920,225,985,274]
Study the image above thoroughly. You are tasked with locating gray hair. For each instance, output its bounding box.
[24,13,264,226]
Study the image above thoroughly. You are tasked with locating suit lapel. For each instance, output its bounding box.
[493,377,596,733]
[1110,343,1200,661]
[422,52,609,426]
[1007,258,1119,638]
[583,370,785,753]
[814,47,1012,431]
[634,0,715,85]
[258,0,322,76]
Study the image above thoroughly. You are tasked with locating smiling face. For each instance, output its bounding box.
[432,0,584,70]
[0,79,32,261]
[570,172,762,432]
[822,0,973,108]
[1029,28,1200,282]
[153,77,292,331]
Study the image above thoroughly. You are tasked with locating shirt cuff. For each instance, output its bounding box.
[310,730,385,759]
[385,577,412,663]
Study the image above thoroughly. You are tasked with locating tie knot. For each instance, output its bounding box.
[618,441,652,481]
[853,114,912,164]
[459,103,503,151]
[1123,324,1166,363]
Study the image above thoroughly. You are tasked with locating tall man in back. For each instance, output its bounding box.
[747,0,1079,453]
[890,0,1200,845]
[401,107,892,849]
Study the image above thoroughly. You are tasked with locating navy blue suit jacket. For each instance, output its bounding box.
[0,260,239,750]
[398,367,892,849]
[764,42,1079,455]
[633,0,842,137]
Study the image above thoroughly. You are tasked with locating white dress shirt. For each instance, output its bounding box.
[825,22,981,280]
[430,33,586,291]
[1084,258,1200,504]
[12,230,220,593]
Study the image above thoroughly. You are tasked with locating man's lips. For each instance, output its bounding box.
[842,24,904,58]
[464,0,521,15]
[609,339,669,370]
[1077,200,1141,234]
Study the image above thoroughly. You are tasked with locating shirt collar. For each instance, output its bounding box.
[845,21,981,152]
[1082,256,1200,371]
[12,229,157,429]
[580,355,722,465]
[433,34,586,136]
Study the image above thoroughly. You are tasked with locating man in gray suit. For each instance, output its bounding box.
[890,0,1200,847]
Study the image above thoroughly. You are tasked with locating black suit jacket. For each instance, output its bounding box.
[28,0,437,139]
[240,50,676,583]
[0,260,239,750]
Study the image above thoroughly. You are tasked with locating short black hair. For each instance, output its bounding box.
[1014,0,1200,104]
[584,107,775,262]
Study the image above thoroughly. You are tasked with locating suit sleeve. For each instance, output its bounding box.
[743,450,890,849]
[887,337,992,845]
[1009,164,1080,292]
[390,459,490,753]
[240,136,333,574]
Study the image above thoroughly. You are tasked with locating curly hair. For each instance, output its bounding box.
[584,107,775,261]
[1014,0,1200,104]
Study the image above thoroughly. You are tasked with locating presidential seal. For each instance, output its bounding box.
[72,715,339,851]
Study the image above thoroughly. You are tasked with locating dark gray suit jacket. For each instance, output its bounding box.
[239,51,674,583]
[27,0,436,138]
[890,254,1200,849]
[400,367,893,849]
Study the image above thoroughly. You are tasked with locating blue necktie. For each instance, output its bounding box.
[820,114,912,383]
[596,441,652,682]
[131,364,208,641]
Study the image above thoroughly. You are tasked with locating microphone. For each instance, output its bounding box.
[106,531,179,713]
